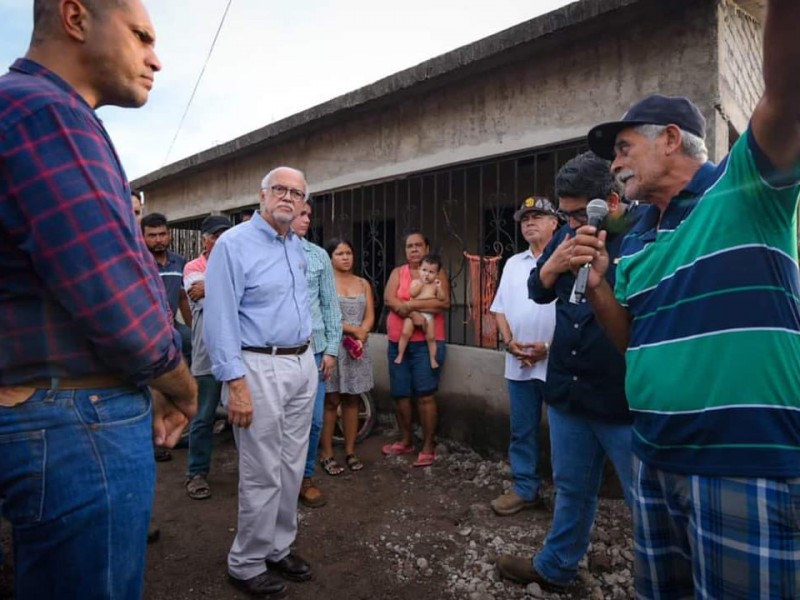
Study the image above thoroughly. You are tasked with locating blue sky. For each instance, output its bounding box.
[1,0,573,179]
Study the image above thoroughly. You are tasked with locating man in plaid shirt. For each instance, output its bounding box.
[292,200,342,508]
[0,1,197,598]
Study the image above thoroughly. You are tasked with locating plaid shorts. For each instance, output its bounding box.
[632,456,800,600]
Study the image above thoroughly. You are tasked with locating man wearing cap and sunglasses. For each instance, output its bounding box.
[497,152,641,591]
[204,167,317,598]
[183,214,233,501]
[569,3,800,596]
[488,197,558,517]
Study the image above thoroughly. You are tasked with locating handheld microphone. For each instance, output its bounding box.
[569,199,609,305]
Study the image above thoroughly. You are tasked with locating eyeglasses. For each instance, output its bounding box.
[265,184,306,202]
[556,208,588,223]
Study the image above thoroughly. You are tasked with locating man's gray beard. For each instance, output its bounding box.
[273,210,294,225]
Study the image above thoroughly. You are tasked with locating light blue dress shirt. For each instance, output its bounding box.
[203,212,312,382]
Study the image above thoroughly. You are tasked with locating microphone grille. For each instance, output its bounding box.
[586,199,609,220]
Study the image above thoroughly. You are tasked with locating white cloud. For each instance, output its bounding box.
[2,0,574,179]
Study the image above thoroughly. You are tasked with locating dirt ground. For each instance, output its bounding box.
[2,424,634,600]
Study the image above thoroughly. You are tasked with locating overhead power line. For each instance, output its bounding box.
[162,0,234,167]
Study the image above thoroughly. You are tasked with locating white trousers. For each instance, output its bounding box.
[225,348,317,579]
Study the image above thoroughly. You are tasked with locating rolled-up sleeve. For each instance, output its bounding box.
[529,234,559,305]
[319,256,342,356]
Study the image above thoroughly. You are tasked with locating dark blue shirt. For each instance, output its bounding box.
[528,205,645,423]
[156,250,187,321]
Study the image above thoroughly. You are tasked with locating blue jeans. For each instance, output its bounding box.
[187,374,222,478]
[0,384,155,599]
[534,405,633,587]
[304,353,326,478]
[507,378,545,500]
[176,322,192,368]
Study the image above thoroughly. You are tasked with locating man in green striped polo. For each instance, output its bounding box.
[570,2,800,597]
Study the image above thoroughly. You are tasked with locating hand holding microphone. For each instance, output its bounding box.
[569,199,609,305]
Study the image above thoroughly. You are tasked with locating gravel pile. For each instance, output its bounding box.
[360,440,634,599]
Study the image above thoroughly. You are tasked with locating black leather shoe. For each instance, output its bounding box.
[227,572,286,598]
[265,553,313,582]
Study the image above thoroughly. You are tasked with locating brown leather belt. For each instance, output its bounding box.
[242,342,310,356]
[24,374,130,390]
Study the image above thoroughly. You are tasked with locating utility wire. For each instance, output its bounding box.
[162,0,234,167]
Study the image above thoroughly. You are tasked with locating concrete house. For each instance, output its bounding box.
[133,0,765,451]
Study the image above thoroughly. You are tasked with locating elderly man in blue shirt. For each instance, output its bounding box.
[204,166,318,599]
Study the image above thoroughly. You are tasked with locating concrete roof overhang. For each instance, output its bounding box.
[132,0,764,190]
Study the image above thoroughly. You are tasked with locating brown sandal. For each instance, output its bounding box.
[345,454,364,472]
[320,456,344,476]
[185,474,211,500]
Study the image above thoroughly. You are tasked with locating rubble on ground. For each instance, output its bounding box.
[356,441,634,599]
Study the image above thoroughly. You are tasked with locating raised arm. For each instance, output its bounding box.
[537,234,574,291]
[434,279,447,301]
[530,227,569,304]
[586,278,632,354]
[750,0,800,170]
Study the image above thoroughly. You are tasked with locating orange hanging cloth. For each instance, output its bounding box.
[464,251,502,348]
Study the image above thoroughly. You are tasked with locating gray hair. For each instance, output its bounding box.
[634,124,708,162]
[260,167,308,201]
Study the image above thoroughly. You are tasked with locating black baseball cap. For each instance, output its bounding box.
[588,94,706,160]
[200,215,232,235]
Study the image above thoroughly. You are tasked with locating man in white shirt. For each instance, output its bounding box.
[489,197,558,515]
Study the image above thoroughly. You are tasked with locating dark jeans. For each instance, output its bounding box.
[176,322,192,368]
[0,384,154,599]
[303,353,326,478]
[187,374,222,478]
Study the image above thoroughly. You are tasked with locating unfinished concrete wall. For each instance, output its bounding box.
[717,0,764,150]
[368,335,513,454]
[144,0,723,221]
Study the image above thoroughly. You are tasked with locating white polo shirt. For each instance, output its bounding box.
[490,250,556,382]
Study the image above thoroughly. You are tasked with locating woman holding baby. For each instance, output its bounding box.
[382,231,450,468]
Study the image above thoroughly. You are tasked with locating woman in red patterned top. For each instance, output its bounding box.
[382,231,450,468]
